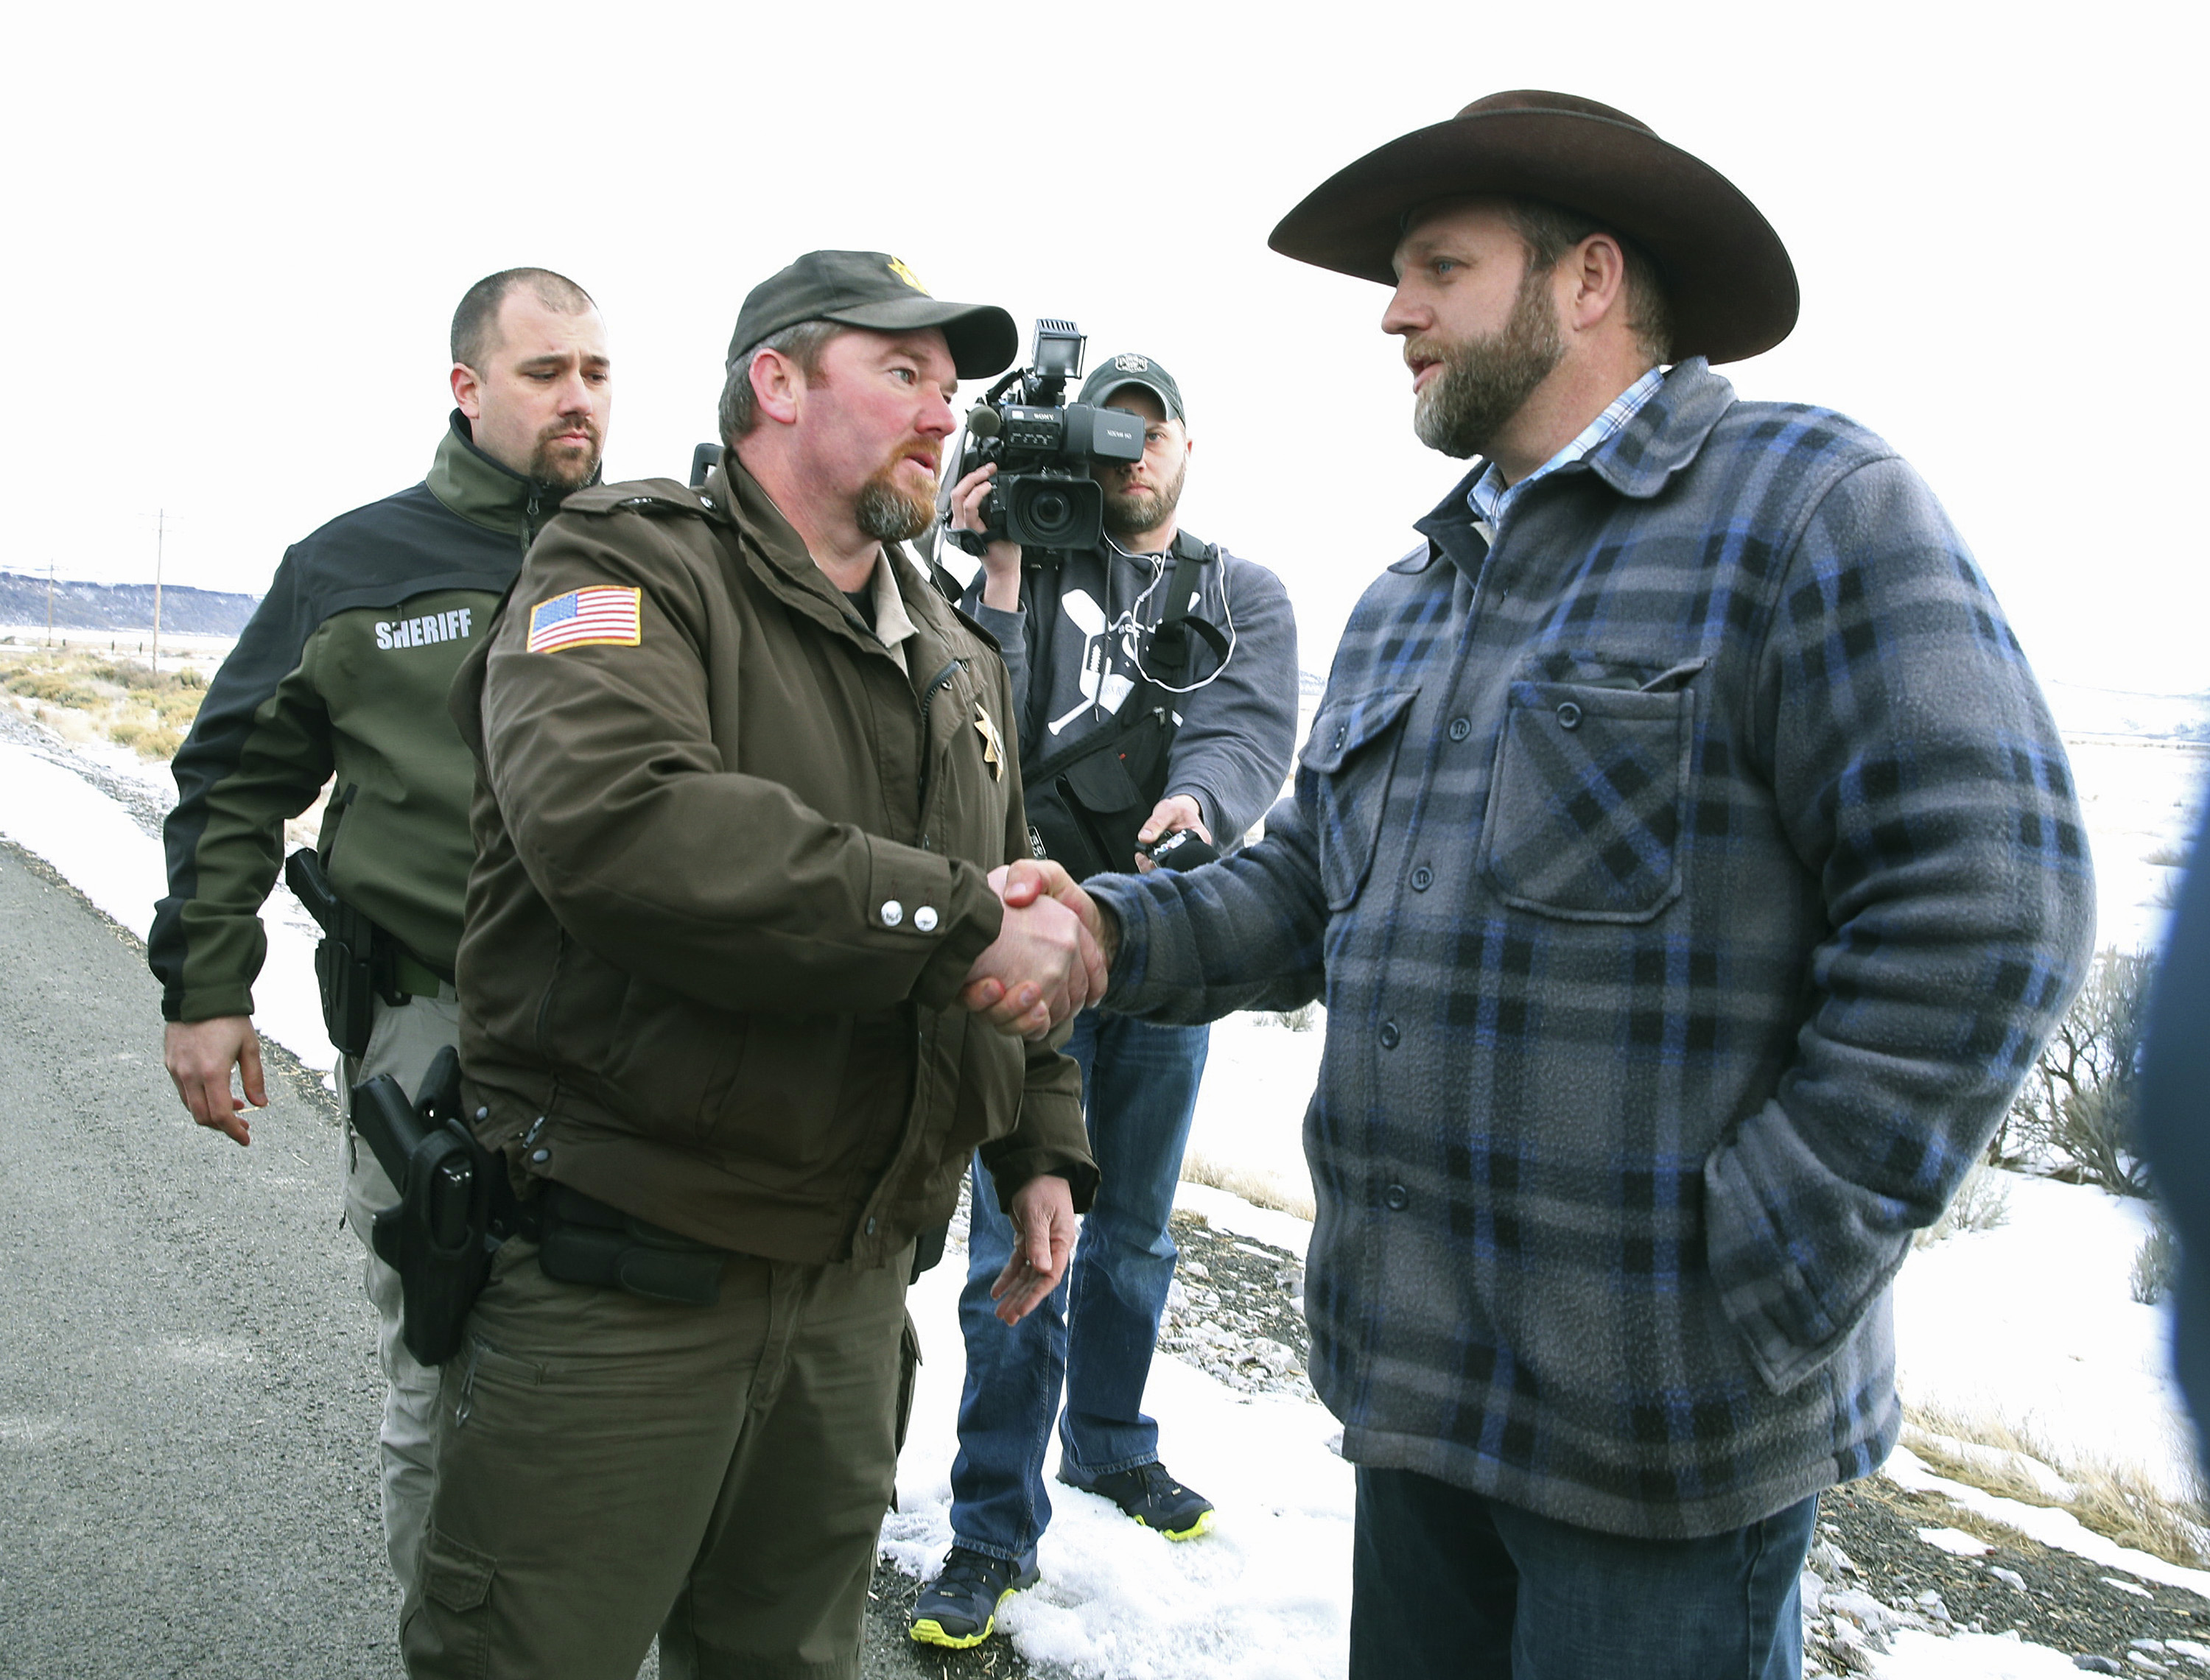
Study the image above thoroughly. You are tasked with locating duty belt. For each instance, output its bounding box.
[352,1051,731,1366]
[534,1183,728,1307]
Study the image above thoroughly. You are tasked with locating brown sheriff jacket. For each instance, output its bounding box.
[449,451,1095,1268]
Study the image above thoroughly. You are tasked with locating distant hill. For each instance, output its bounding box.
[0,570,260,636]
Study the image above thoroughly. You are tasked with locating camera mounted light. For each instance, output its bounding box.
[1030,319,1086,383]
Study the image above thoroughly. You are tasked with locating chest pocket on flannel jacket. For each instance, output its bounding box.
[1299,688,1419,911]
[1479,671,1697,922]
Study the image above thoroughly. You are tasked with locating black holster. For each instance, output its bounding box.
[351,1047,510,1366]
[284,848,395,1060]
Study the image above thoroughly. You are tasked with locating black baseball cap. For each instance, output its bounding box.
[726,250,1017,379]
[1078,352,1185,423]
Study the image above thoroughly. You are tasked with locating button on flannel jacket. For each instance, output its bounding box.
[1090,358,2094,1539]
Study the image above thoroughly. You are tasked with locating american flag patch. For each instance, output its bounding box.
[525,586,642,654]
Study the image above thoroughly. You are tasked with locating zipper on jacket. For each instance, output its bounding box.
[913,658,968,845]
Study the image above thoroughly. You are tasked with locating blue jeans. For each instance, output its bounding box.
[948,1010,1210,1561]
[1350,1466,1817,1679]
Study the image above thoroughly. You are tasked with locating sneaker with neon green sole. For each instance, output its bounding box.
[1059,1459,1215,1539]
[908,1544,1039,1649]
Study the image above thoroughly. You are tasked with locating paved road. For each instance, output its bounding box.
[0,840,396,1675]
[0,837,1036,1680]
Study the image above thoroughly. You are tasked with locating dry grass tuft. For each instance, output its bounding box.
[1180,1148,1316,1223]
[1912,1162,2013,1249]
[0,647,207,758]
[1901,1400,2210,1569]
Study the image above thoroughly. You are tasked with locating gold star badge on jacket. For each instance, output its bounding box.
[973,700,1005,781]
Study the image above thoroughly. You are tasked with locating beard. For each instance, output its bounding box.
[1410,264,1565,460]
[1101,451,1188,543]
[855,460,936,543]
[527,422,603,491]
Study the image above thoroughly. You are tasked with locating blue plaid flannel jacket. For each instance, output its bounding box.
[1089,357,2094,1539]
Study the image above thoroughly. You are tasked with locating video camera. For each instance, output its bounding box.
[957,318,1144,552]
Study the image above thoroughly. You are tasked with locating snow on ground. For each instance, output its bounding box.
[885,1226,1355,1680]
[1892,1173,2199,1502]
[1873,1628,2092,1678]
[0,623,237,674]
[0,728,338,1079]
[1883,1445,2210,1600]
[0,738,169,935]
[2064,732,2208,956]
[5,703,2208,1679]
[1183,1011,1325,1216]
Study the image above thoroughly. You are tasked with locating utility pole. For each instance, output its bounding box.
[152,508,165,673]
[44,560,55,648]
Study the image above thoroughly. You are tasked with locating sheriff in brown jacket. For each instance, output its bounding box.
[407,251,1102,1680]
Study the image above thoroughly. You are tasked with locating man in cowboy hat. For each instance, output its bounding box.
[975,92,2094,1676]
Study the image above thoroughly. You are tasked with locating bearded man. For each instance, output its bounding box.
[981,94,2093,1678]
[908,355,1297,1648]
[154,267,611,1609]
[403,250,1104,1679]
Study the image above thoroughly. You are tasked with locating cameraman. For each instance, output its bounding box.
[913,356,1297,1647]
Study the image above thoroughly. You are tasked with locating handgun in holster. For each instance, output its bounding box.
[284,847,398,1061]
[349,1045,516,1367]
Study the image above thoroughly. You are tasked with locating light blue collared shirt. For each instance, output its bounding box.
[1467,365,1666,531]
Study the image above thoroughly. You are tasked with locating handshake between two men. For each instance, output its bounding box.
[950,859,1119,1326]
[956,860,1116,1041]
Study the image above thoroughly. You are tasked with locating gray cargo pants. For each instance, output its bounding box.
[337,990,459,1604]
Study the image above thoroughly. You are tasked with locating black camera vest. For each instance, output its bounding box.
[1019,530,1231,880]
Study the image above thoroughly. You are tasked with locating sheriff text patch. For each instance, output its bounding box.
[376,608,473,650]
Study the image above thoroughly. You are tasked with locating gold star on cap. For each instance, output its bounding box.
[973,700,1006,781]
[887,256,930,295]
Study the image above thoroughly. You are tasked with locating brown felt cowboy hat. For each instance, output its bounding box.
[1269,90,1799,365]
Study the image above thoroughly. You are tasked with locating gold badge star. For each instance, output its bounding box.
[887,256,930,295]
[973,701,1005,781]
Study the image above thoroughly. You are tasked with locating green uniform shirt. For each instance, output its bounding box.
[151,414,566,1022]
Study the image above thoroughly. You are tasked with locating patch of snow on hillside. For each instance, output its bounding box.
[1892,1173,2197,1504]
[1883,1447,2210,1602]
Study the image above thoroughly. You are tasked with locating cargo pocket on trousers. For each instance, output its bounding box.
[403,1525,496,1677]
[423,1526,497,1612]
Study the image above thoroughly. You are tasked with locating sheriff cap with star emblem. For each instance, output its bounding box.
[1078,351,1185,424]
[727,250,1018,379]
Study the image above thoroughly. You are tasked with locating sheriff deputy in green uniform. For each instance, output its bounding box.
[151,267,612,1608]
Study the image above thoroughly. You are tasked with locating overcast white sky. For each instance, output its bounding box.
[6,0,2203,692]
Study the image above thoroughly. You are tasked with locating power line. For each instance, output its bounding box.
[153,508,165,672]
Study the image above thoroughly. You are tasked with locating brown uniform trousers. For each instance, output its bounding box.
[401,1235,912,1679]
